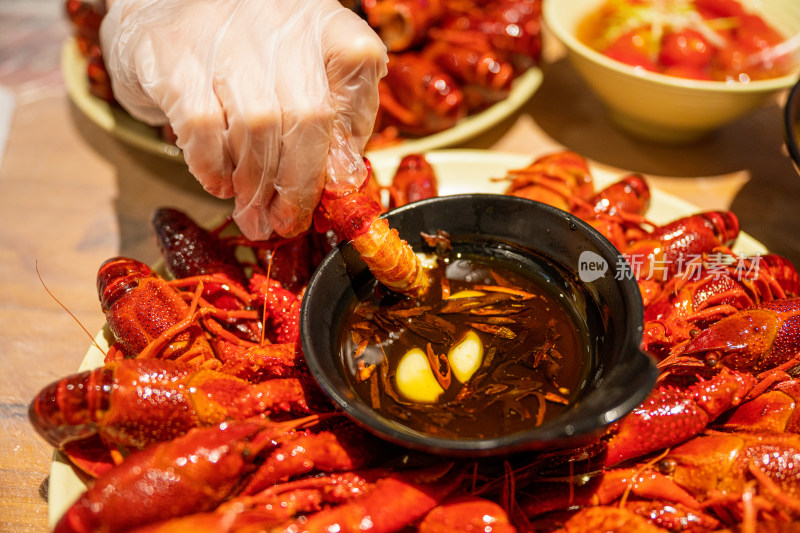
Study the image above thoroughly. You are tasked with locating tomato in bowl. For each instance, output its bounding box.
[578,0,797,82]
[544,0,800,143]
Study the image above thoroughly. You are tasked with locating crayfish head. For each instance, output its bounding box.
[705,210,740,246]
[641,321,670,358]
[677,309,780,372]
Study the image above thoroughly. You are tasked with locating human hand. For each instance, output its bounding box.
[100,0,387,239]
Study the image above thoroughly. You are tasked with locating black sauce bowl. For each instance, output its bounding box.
[784,77,800,177]
[300,194,657,457]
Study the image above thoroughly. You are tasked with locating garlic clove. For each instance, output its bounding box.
[395,348,445,403]
[448,330,484,383]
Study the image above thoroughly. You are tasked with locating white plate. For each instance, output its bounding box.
[61,38,543,162]
[47,149,766,528]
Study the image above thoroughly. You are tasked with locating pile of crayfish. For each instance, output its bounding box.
[64,0,543,148]
[31,150,800,532]
[364,0,543,146]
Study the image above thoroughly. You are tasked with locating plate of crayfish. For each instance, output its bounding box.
[38,148,800,533]
[62,0,545,162]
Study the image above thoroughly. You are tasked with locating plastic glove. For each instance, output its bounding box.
[100,0,387,239]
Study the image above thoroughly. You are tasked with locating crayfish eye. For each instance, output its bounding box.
[705,352,719,367]
[657,458,676,474]
[689,328,700,338]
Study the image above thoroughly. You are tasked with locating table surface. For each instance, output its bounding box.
[2,2,800,531]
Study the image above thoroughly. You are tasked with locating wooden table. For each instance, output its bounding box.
[2,4,799,531]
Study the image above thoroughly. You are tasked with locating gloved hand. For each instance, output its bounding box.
[100,0,387,239]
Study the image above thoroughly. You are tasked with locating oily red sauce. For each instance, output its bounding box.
[339,253,590,440]
[577,0,796,82]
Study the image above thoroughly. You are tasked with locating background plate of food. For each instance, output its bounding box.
[62,0,548,161]
[61,37,543,162]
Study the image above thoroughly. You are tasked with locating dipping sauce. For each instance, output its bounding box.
[577,0,797,82]
[339,249,590,440]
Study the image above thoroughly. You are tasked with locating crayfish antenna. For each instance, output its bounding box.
[36,260,107,358]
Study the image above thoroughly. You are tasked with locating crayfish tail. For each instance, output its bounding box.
[351,217,429,297]
[321,189,430,297]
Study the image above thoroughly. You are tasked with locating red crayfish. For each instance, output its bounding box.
[32,148,800,532]
[493,150,800,532]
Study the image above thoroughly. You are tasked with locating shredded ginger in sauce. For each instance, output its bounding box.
[339,233,590,439]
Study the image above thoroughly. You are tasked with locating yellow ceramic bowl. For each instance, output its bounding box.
[544,0,800,143]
